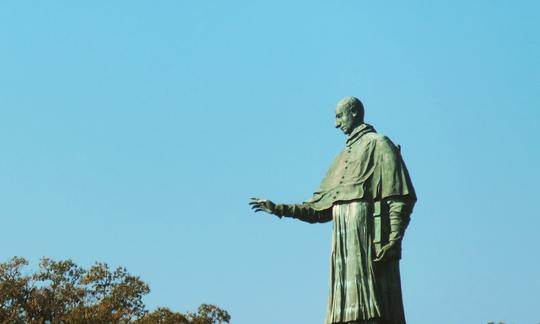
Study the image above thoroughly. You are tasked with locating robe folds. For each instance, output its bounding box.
[325,201,406,324]
[305,124,416,211]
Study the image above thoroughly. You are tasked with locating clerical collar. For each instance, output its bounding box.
[346,123,376,147]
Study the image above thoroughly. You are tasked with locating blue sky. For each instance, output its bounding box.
[1,1,539,323]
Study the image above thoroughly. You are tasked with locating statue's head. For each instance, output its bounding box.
[335,96,364,135]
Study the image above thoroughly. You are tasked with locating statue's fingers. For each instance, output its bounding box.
[254,208,263,213]
[249,201,259,206]
[374,250,384,262]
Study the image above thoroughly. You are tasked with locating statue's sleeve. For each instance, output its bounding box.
[273,204,332,224]
[384,197,413,241]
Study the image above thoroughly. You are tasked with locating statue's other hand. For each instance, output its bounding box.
[249,197,278,216]
[373,240,400,262]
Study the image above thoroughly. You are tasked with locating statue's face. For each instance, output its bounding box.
[335,104,357,135]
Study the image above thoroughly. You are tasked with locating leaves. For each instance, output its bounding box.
[187,304,231,324]
[136,307,189,324]
[0,257,229,324]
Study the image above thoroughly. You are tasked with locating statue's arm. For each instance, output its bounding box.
[385,197,414,242]
[250,198,332,223]
[374,197,414,262]
[274,204,332,224]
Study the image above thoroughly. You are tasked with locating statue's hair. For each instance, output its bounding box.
[337,96,364,123]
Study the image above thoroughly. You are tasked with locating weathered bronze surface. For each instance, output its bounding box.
[250,97,417,324]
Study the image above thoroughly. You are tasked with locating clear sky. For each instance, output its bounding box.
[1,1,539,323]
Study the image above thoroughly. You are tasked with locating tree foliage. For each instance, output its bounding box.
[0,257,229,324]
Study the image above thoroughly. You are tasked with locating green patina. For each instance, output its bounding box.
[250,97,417,324]
[305,123,416,211]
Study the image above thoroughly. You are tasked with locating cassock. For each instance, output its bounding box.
[274,123,416,324]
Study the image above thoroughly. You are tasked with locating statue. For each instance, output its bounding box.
[250,97,417,324]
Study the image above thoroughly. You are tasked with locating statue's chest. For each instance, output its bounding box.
[332,141,372,179]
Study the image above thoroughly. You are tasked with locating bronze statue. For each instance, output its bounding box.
[250,97,416,324]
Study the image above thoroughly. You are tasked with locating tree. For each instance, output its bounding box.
[186,304,231,324]
[0,257,230,324]
[136,308,189,324]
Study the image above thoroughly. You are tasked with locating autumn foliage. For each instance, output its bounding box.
[0,257,230,324]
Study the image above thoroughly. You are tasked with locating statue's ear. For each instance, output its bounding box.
[351,109,360,122]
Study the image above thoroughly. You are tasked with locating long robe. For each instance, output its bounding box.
[326,201,406,324]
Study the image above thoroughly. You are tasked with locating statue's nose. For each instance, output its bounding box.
[335,120,341,128]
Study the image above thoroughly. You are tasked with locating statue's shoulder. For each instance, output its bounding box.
[364,131,383,141]
[362,132,391,145]
[366,133,400,153]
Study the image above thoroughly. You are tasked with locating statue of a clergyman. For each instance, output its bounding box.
[250,97,417,324]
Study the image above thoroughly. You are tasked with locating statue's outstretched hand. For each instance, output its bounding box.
[249,197,280,218]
